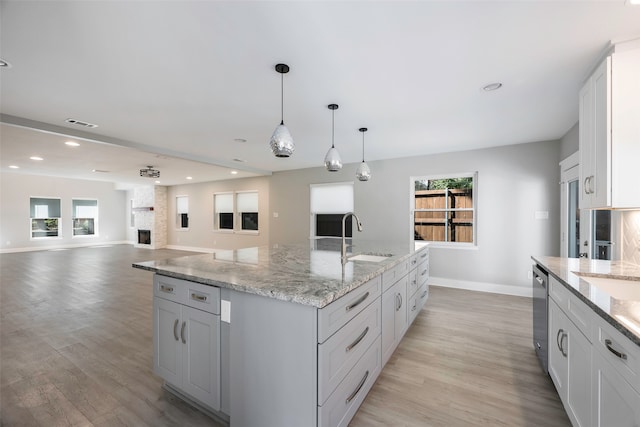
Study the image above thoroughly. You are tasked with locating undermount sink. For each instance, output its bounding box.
[582,276,640,300]
[348,253,392,263]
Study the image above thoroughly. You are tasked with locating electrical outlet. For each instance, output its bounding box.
[527,270,533,280]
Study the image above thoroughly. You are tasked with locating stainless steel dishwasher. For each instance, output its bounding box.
[532,264,549,373]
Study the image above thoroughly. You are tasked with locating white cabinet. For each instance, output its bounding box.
[381,274,408,365]
[548,284,592,427]
[579,40,640,209]
[153,275,221,411]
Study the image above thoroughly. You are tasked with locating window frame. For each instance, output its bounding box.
[30,197,62,239]
[71,198,99,237]
[176,195,189,231]
[411,172,478,249]
[213,191,260,234]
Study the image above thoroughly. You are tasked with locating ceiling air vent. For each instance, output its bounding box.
[140,166,160,178]
[65,118,98,128]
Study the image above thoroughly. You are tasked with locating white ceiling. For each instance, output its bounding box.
[2,1,640,187]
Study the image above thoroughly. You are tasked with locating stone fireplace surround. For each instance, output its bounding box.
[133,185,167,249]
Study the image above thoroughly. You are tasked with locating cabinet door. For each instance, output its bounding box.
[579,78,593,209]
[593,349,640,427]
[591,57,611,208]
[154,297,182,386]
[566,320,592,427]
[548,299,568,397]
[182,306,221,411]
[394,278,408,341]
[381,287,396,365]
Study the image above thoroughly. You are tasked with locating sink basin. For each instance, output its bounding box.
[348,254,391,263]
[583,276,640,300]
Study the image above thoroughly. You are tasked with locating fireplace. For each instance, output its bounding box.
[138,229,151,245]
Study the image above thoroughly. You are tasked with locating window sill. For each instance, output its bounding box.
[421,242,478,250]
[175,228,190,232]
[237,230,259,235]
[72,234,98,238]
[213,229,234,234]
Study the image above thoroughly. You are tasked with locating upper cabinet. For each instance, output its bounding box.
[579,40,640,209]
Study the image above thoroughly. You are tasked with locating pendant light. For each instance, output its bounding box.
[269,63,295,158]
[356,127,371,181]
[324,104,342,172]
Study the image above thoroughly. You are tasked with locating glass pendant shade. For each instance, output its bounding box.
[325,104,342,172]
[270,123,294,158]
[356,161,371,181]
[270,63,294,158]
[324,147,342,172]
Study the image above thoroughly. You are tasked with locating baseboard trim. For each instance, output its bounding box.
[165,244,216,253]
[428,276,532,298]
[0,240,131,254]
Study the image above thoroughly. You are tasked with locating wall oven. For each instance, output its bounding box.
[532,264,549,373]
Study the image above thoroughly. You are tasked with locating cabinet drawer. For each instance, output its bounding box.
[318,297,381,405]
[318,337,381,427]
[409,283,429,325]
[549,276,592,341]
[408,268,419,297]
[409,253,419,271]
[417,258,429,287]
[154,275,220,315]
[416,248,429,264]
[318,276,380,343]
[594,314,640,394]
[382,260,409,293]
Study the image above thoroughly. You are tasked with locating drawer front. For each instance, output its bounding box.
[318,337,382,427]
[549,276,591,340]
[318,297,381,405]
[409,253,419,271]
[408,268,419,297]
[409,283,429,325]
[318,276,381,343]
[416,248,429,264]
[417,258,429,287]
[184,281,220,315]
[594,315,640,394]
[382,260,409,293]
[154,274,187,304]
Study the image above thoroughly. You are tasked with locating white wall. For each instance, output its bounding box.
[560,121,579,160]
[0,173,128,252]
[270,140,561,294]
[165,176,270,251]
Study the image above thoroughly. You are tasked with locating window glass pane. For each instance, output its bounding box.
[316,214,352,238]
[30,198,61,218]
[241,213,258,230]
[214,193,233,213]
[73,218,95,235]
[32,218,59,238]
[177,196,189,214]
[219,212,234,229]
[310,183,354,214]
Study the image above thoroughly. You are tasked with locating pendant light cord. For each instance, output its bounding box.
[362,132,365,162]
[280,72,284,126]
[331,110,335,148]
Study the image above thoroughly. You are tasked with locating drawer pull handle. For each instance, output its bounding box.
[605,339,627,360]
[395,293,403,311]
[181,321,186,344]
[421,252,427,259]
[556,329,564,352]
[421,290,428,299]
[346,326,369,352]
[346,370,369,404]
[421,270,427,277]
[412,303,417,312]
[173,319,179,341]
[191,293,207,302]
[412,259,417,265]
[412,279,417,285]
[560,333,568,358]
[160,285,174,293]
[346,292,369,312]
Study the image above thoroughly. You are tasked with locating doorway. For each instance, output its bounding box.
[560,153,581,258]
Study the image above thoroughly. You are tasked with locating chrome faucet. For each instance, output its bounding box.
[341,212,363,265]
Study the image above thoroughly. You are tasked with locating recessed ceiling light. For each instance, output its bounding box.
[233,158,247,163]
[0,59,11,68]
[186,176,193,180]
[155,180,161,184]
[65,118,98,128]
[92,169,110,173]
[9,165,19,169]
[30,156,43,161]
[231,170,238,175]
[483,82,503,91]
[65,141,80,147]
[627,0,640,5]
[234,138,247,143]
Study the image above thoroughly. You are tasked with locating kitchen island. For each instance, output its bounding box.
[532,256,640,426]
[134,239,430,427]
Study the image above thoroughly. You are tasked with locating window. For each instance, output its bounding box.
[30,197,61,238]
[72,199,98,236]
[176,196,189,229]
[213,191,260,232]
[237,192,258,231]
[412,173,477,246]
[214,193,234,230]
[310,182,354,238]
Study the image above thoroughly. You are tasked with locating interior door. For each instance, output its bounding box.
[561,155,582,258]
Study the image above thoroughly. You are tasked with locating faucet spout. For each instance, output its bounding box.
[341,212,363,266]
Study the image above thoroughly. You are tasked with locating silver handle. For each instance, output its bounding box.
[173,319,179,341]
[561,333,568,358]
[535,276,544,285]
[412,259,417,265]
[420,289,428,299]
[395,293,403,311]
[411,302,417,312]
[345,370,369,404]
[556,329,564,352]
[412,279,417,285]
[583,176,589,194]
[421,269,427,277]
[605,339,627,360]
[589,176,595,194]
[346,292,369,312]
[160,285,174,293]
[420,252,427,259]
[181,321,186,344]
[346,326,369,352]
[191,293,207,302]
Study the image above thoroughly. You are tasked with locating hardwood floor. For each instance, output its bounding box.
[1,245,570,426]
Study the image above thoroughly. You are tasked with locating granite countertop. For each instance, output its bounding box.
[532,255,640,346]
[134,239,426,308]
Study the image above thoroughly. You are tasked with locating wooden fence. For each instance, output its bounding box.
[414,189,473,242]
